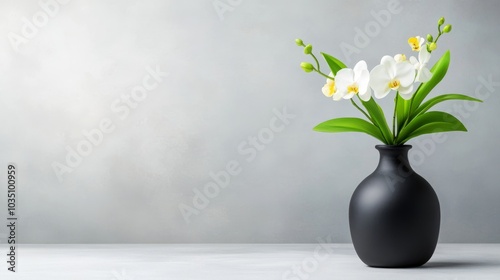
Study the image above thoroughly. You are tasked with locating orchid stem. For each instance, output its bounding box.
[314,69,333,80]
[402,96,415,128]
[310,53,321,72]
[352,97,390,145]
[350,98,372,123]
[393,94,398,140]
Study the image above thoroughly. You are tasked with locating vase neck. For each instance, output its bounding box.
[375,145,413,173]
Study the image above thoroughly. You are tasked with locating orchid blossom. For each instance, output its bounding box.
[335,60,371,101]
[369,56,416,100]
[410,48,432,83]
[408,36,425,52]
[321,72,343,101]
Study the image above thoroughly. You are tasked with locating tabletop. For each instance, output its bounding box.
[0,244,499,279]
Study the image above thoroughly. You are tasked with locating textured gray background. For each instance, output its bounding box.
[0,0,498,243]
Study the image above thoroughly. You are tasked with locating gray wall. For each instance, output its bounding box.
[0,0,499,243]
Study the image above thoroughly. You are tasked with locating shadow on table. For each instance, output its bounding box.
[422,261,500,269]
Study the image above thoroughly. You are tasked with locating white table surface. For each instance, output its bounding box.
[0,244,499,279]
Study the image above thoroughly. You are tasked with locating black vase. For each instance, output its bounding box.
[349,145,440,268]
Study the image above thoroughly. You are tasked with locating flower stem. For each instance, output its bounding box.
[434,32,442,44]
[393,94,398,140]
[403,96,414,126]
[352,98,390,145]
[397,95,415,144]
[350,98,373,123]
[310,53,321,72]
[314,69,333,80]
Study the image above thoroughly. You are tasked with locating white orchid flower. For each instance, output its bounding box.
[394,54,407,63]
[408,36,425,52]
[409,48,432,83]
[321,72,343,101]
[369,56,416,100]
[335,60,371,101]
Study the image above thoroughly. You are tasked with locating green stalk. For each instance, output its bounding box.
[393,93,398,140]
[403,95,415,126]
[352,97,391,145]
[350,99,372,123]
[395,94,415,144]
[313,69,333,80]
[310,53,321,72]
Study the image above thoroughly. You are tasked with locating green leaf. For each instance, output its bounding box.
[396,94,410,134]
[313,117,385,142]
[410,50,451,113]
[361,98,393,144]
[396,111,467,144]
[412,94,482,117]
[320,52,347,75]
[399,121,467,143]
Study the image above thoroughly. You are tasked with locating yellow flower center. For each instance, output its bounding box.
[347,84,359,94]
[408,37,420,51]
[322,79,336,97]
[388,80,400,90]
[328,80,336,95]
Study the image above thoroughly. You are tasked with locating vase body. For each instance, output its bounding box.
[349,145,440,267]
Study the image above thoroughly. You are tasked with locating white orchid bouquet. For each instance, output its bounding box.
[297,17,481,145]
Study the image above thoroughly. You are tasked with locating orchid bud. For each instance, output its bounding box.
[304,44,313,54]
[443,24,452,33]
[426,34,433,42]
[438,17,445,26]
[295,38,304,46]
[300,62,314,73]
[429,42,437,51]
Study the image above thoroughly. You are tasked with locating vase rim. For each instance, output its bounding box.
[375,144,412,150]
